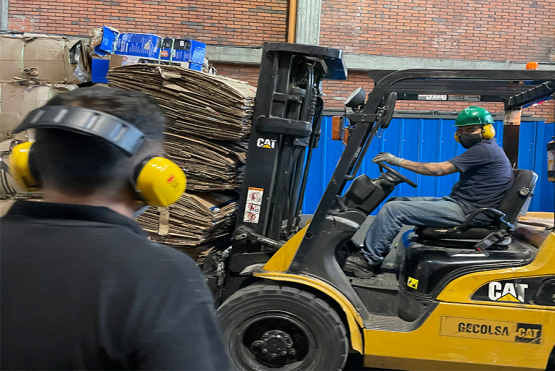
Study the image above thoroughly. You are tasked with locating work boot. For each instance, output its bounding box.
[343,252,377,279]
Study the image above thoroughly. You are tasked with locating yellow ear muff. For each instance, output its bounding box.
[135,157,186,207]
[9,142,39,191]
[482,124,495,139]
[454,132,460,143]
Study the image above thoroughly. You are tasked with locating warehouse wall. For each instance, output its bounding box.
[7,0,288,44]
[320,0,555,62]
[303,117,555,214]
[318,0,555,119]
[214,63,555,122]
[6,0,555,121]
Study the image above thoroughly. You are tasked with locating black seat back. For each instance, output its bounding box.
[415,169,537,243]
[495,169,538,225]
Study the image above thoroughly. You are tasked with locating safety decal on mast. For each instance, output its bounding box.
[243,187,264,223]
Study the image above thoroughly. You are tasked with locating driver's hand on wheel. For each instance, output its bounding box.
[372,152,404,166]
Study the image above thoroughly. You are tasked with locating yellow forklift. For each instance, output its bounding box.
[204,43,555,370]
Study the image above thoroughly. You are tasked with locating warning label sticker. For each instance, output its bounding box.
[407,277,419,289]
[440,316,542,344]
[243,187,264,223]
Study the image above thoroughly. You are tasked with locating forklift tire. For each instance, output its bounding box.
[217,282,349,371]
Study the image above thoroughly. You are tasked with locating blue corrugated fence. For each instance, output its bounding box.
[302,117,554,214]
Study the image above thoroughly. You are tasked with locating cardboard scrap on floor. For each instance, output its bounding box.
[107,64,256,141]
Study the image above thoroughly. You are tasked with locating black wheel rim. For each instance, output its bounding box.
[231,310,317,370]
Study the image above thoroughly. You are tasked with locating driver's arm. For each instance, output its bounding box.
[398,160,458,176]
[372,152,459,176]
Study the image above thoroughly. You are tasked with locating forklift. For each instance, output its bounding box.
[204,43,555,370]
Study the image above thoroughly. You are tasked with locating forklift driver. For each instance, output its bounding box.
[344,106,513,278]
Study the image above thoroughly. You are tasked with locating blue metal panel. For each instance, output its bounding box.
[302,117,553,214]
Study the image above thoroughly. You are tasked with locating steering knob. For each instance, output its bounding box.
[377,162,418,188]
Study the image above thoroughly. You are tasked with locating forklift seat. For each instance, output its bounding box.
[415,169,538,249]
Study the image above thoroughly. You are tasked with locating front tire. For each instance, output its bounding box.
[217,283,349,371]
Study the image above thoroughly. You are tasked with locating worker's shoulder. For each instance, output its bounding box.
[480,139,508,160]
[2,215,198,274]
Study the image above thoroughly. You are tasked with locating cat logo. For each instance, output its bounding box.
[257,138,277,149]
[488,281,528,303]
[407,277,419,289]
[515,323,542,344]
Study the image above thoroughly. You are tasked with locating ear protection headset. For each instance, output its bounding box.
[9,106,186,207]
[454,124,495,143]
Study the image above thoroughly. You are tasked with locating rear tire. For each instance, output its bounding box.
[217,283,349,371]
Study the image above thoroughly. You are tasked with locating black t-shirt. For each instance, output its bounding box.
[447,139,513,215]
[1,201,230,370]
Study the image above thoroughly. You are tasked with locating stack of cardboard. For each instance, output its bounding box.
[138,192,237,262]
[164,132,247,191]
[108,64,254,191]
[0,33,79,141]
[109,64,256,261]
[108,64,254,140]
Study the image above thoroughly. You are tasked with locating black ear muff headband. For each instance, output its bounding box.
[15,106,145,156]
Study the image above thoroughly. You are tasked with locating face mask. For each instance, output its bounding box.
[459,133,482,149]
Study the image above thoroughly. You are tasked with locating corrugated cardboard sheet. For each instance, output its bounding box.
[0,33,77,83]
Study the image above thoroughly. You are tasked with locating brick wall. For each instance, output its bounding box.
[320,0,555,63]
[7,0,288,45]
[214,64,554,122]
[7,0,555,122]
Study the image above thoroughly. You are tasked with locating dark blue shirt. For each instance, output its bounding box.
[447,139,513,215]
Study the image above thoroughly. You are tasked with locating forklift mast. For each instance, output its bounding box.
[231,43,347,254]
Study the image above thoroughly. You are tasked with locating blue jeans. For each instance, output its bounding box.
[363,197,466,264]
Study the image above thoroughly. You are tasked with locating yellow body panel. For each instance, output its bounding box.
[363,302,554,370]
[255,222,555,369]
[438,233,555,305]
[262,224,308,272]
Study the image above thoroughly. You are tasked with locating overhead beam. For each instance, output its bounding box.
[206,45,555,71]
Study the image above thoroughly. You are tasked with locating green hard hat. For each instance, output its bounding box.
[455,106,494,127]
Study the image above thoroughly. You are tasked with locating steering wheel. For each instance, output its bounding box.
[377,162,417,188]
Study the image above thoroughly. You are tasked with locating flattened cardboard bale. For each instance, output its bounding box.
[0,82,78,141]
[164,132,247,191]
[108,64,255,141]
[0,33,78,83]
[167,238,231,264]
[137,191,238,248]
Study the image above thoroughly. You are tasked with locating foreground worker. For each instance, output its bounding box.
[344,106,513,278]
[1,87,230,370]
